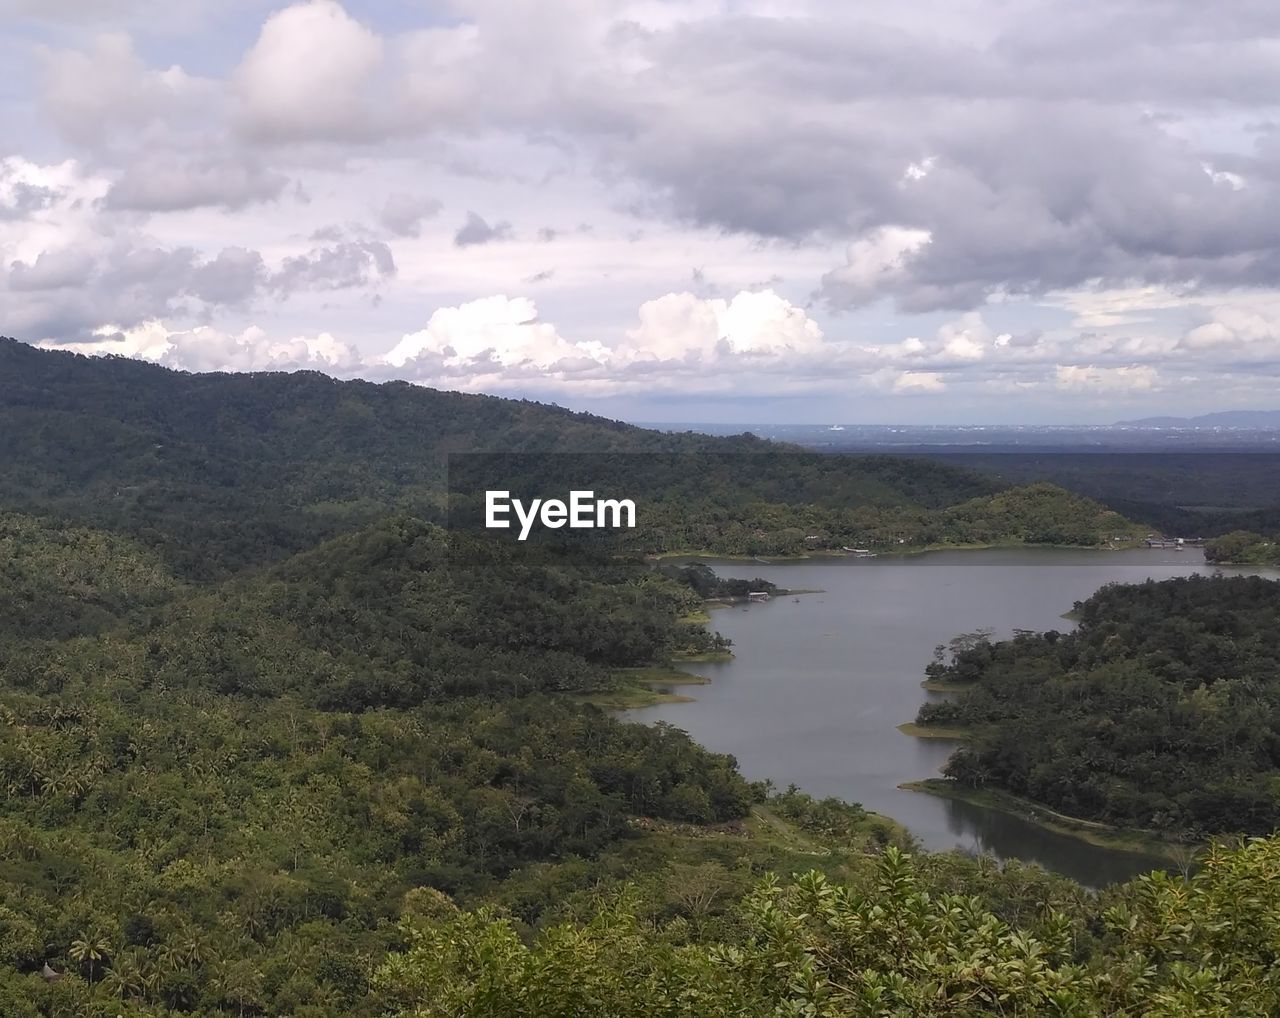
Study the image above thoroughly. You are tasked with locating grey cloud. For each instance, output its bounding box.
[40,32,216,148]
[24,0,1280,345]
[378,192,442,237]
[310,224,347,242]
[454,211,513,247]
[555,4,1280,308]
[7,242,262,342]
[0,182,60,220]
[190,246,265,304]
[104,155,288,212]
[8,249,95,290]
[271,241,396,294]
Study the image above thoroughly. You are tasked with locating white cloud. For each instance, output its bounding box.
[379,289,828,395]
[105,154,289,212]
[378,192,442,237]
[12,2,1280,420]
[623,289,824,362]
[233,0,387,142]
[383,295,606,375]
[41,32,213,147]
[936,312,994,362]
[8,248,96,290]
[39,321,363,373]
[820,227,932,308]
[1180,303,1280,353]
[1054,364,1160,392]
[893,370,946,392]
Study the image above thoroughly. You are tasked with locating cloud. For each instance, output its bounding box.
[39,321,364,373]
[104,154,288,211]
[233,0,387,143]
[1055,364,1161,392]
[454,211,514,247]
[624,289,825,362]
[382,295,603,380]
[379,289,834,396]
[0,182,59,221]
[41,32,213,148]
[1178,303,1280,361]
[820,226,932,308]
[7,248,96,291]
[271,240,395,294]
[14,1,1280,419]
[189,247,266,304]
[378,192,442,237]
[893,371,946,392]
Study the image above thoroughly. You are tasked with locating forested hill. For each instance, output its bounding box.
[0,339,1136,575]
[0,337,689,575]
[918,574,1280,837]
[3,342,1279,1014]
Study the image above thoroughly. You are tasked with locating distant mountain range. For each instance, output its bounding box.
[1116,410,1280,428]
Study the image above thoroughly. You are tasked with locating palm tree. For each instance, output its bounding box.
[213,959,264,1018]
[68,932,111,987]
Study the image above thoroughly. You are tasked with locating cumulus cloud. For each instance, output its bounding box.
[893,371,947,393]
[378,192,442,237]
[39,321,364,374]
[271,241,395,294]
[41,32,214,148]
[189,247,266,304]
[382,296,606,385]
[8,248,95,291]
[1055,364,1161,392]
[104,154,288,211]
[1180,304,1280,355]
[1,154,396,341]
[624,289,824,363]
[15,1,1280,416]
[233,0,387,142]
[379,289,835,395]
[454,212,514,247]
[819,227,932,308]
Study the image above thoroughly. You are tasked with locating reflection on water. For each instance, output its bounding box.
[626,548,1278,886]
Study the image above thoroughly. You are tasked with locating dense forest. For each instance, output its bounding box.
[2,339,1279,1014]
[379,838,1280,1017]
[1205,530,1280,565]
[939,451,1280,541]
[1,339,1142,572]
[918,575,1280,837]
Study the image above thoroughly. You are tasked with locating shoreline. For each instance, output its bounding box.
[631,544,1202,871]
[649,539,1148,564]
[896,722,970,740]
[900,778,1195,863]
[582,665,712,709]
[919,678,975,693]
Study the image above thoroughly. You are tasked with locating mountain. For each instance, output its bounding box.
[1116,410,1280,428]
[0,338,1022,574]
[0,338,1272,1016]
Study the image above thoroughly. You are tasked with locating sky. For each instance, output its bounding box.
[4,1,1280,424]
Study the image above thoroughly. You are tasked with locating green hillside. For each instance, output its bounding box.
[918,575,1280,837]
[2,340,1272,1016]
[0,339,1139,575]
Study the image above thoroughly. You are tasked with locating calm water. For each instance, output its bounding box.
[627,548,1280,886]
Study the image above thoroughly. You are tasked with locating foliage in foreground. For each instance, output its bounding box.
[378,838,1280,1017]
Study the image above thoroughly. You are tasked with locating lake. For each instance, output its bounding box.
[626,547,1279,886]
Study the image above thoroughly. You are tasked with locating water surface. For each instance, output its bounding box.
[627,548,1278,886]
